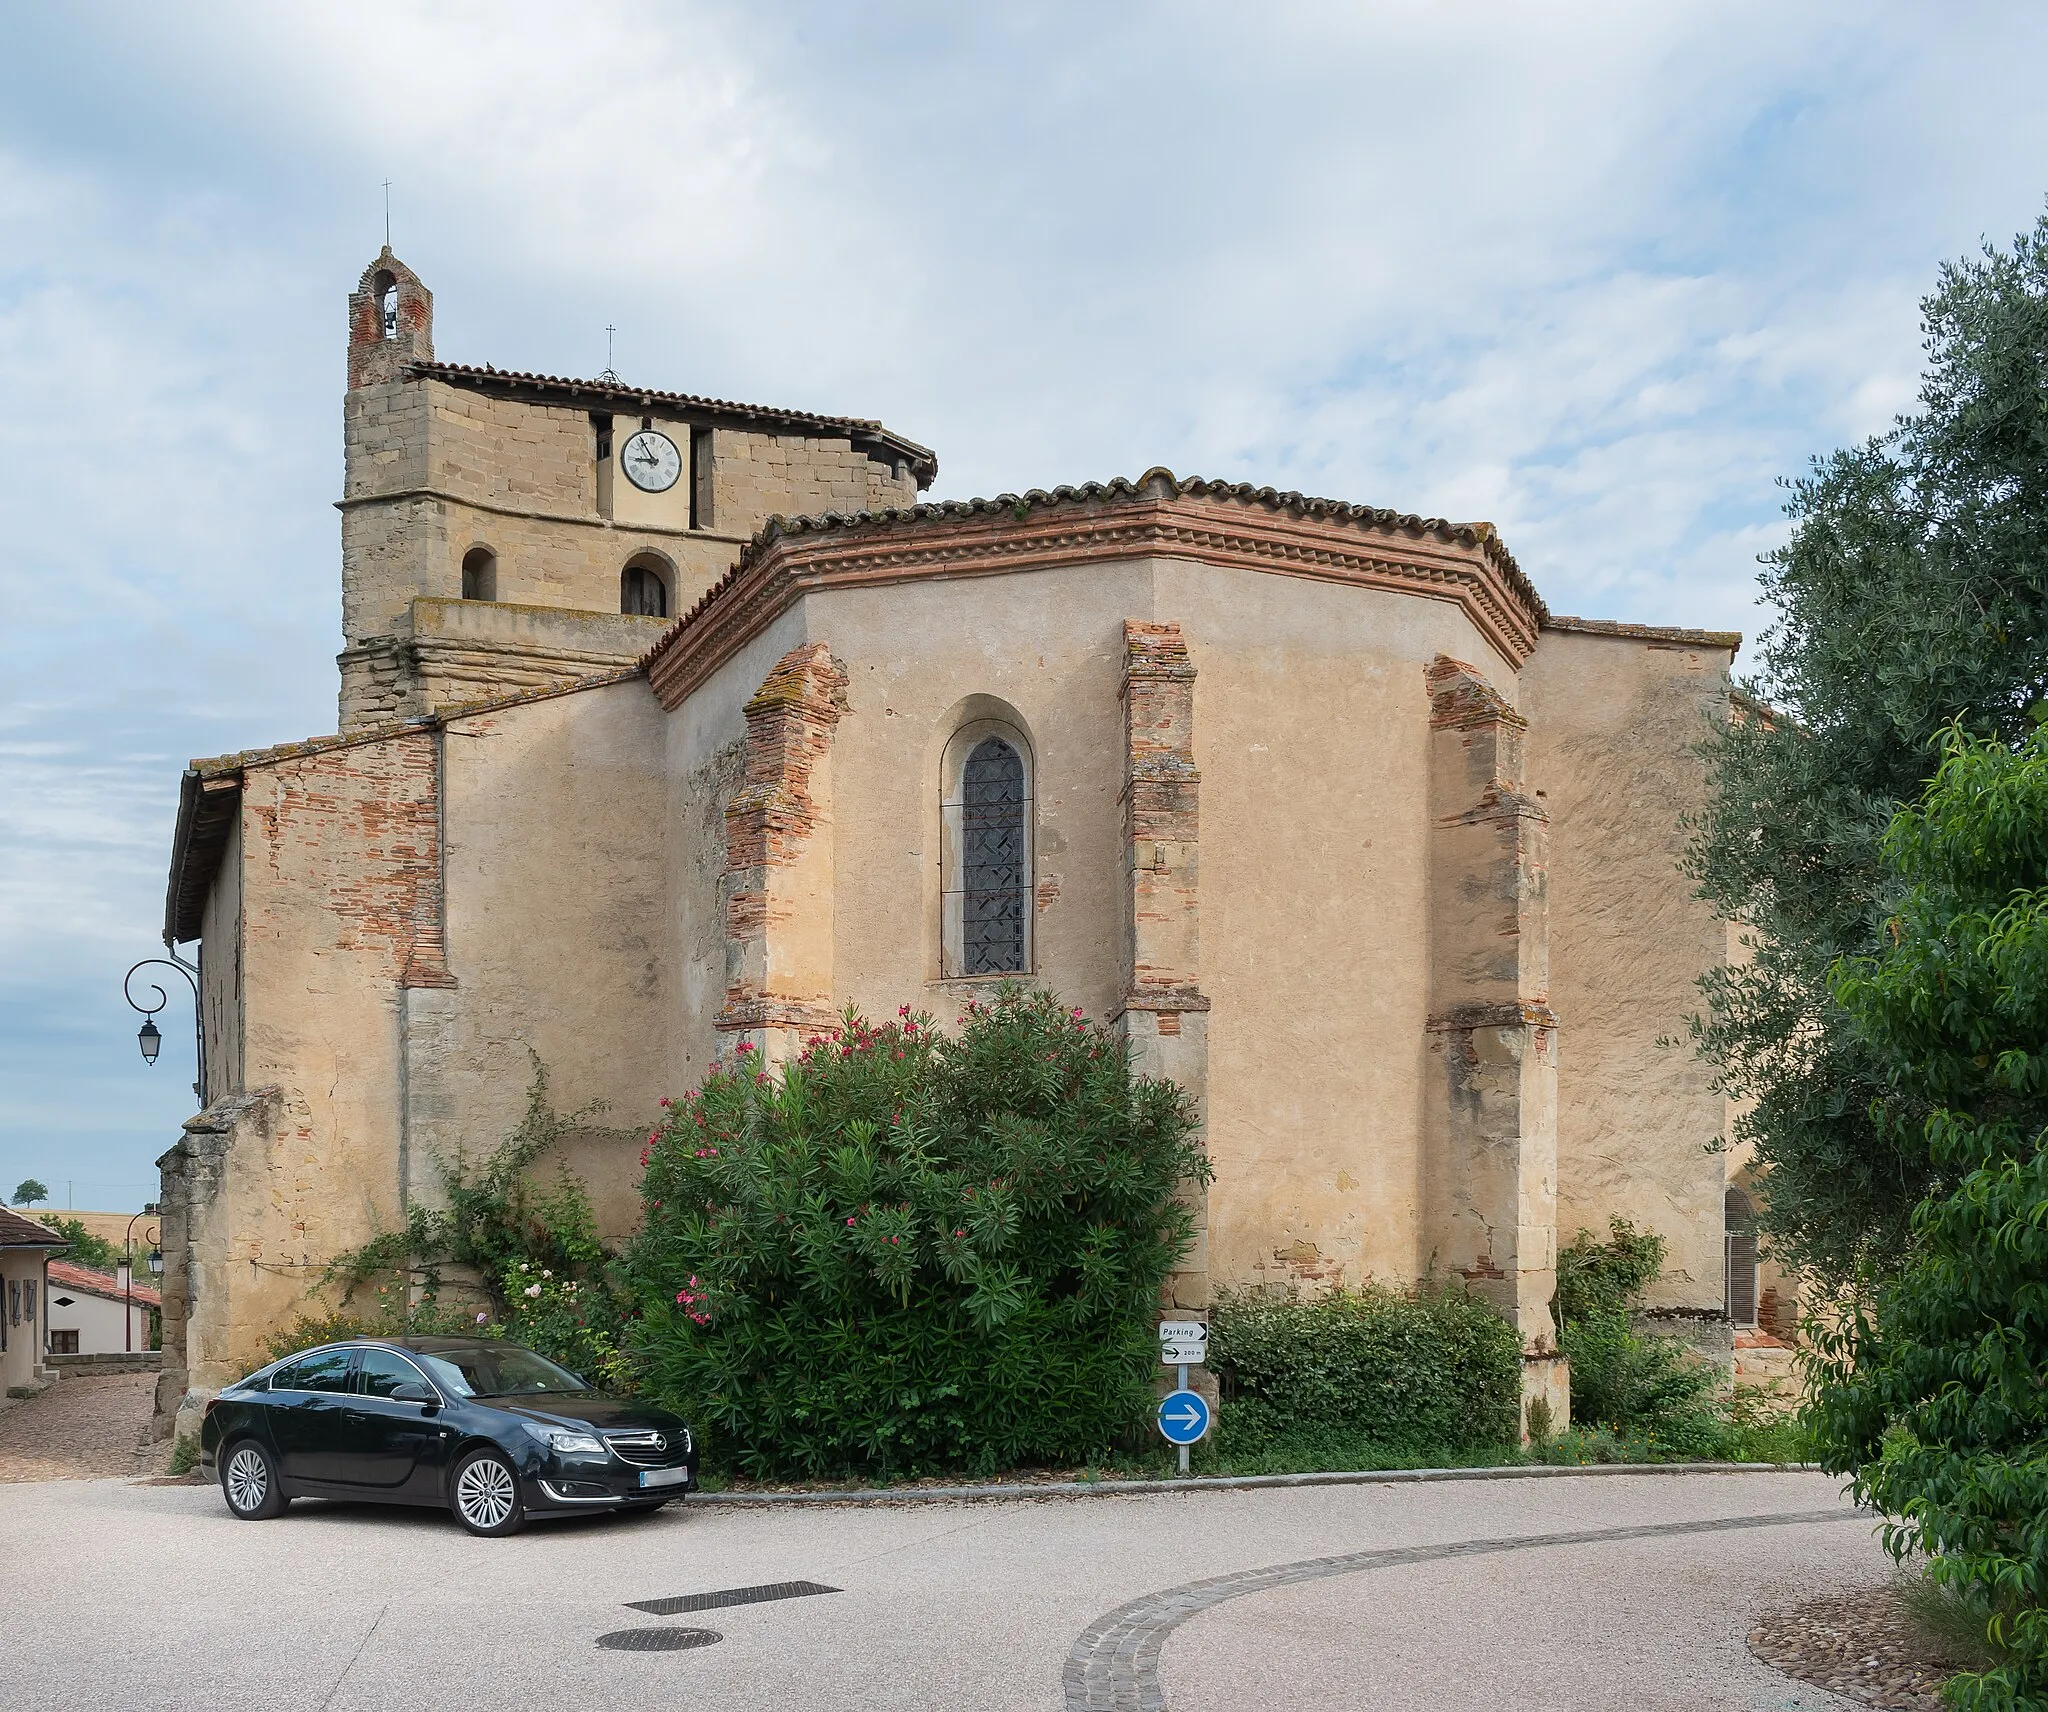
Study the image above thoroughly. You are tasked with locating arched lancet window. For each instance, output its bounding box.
[461,547,497,602]
[621,557,670,618]
[1725,1186,1758,1327]
[942,721,1033,976]
[374,270,398,340]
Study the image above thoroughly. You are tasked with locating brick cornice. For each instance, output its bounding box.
[645,477,1547,708]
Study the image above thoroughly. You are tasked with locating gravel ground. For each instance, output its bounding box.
[0,1468,1886,1711]
[1750,1584,1966,1710]
[0,1372,163,1481]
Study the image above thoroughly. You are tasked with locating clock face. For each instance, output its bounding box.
[620,428,683,493]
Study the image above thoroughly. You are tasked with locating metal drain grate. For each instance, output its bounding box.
[596,1627,722,1652]
[627,1579,841,1617]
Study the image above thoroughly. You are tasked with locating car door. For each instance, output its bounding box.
[267,1347,358,1484]
[342,1349,447,1491]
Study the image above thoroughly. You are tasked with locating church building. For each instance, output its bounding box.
[152,251,1745,1440]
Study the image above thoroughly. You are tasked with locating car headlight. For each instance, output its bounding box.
[530,1425,606,1457]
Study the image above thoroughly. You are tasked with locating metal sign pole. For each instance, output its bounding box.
[1177,1362,1189,1475]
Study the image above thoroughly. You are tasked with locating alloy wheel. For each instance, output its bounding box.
[225,1446,269,1514]
[455,1456,517,1531]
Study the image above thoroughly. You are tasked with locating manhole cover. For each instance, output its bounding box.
[596,1627,723,1652]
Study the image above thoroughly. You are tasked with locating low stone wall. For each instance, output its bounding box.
[49,1352,162,1375]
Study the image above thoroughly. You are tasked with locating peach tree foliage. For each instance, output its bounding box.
[1814,725,2048,1711]
[625,987,1207,1480]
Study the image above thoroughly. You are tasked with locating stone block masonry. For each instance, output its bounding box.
[1118,621,1212,1325]
[715,643,850,1061]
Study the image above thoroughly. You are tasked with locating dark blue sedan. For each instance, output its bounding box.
[198,1337,697,1536]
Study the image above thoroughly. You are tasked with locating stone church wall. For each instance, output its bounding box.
[421,678,672,1242]
[1519,625,1734,1314]
[1155,560,1518,1298]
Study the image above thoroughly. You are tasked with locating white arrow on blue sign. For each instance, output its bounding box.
[1156,1388,1210,1446]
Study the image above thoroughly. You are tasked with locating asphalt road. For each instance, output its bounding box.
[0,1469,1882,1711]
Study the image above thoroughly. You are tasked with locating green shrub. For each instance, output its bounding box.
[1814,724,2048,1710]
[316,1056,637,1382]
[1206,1282,1522,1455]
[1556,1218,1720,1444]
[625,987,1206,1480]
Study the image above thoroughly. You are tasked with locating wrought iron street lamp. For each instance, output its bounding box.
[124,1207,160,1355]
[123,951,201,1103]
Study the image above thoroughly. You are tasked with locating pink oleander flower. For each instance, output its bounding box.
[735,1040,754,1054]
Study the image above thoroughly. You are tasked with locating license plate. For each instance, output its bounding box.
[639,1466,689,1489]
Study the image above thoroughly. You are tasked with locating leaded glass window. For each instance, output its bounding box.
[960,737,1027,973]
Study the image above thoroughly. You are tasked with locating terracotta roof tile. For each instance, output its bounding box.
[0,1206,63,1248]
[47,1259,160,1308]
[1545,615,1742,653]
[641,469,1548,674]
[409,362,938,488]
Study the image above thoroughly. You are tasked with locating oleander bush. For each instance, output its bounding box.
[625,986,1206,1480]
[1206,1281,1523,1455]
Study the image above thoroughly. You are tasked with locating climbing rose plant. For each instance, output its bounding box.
[625,986,1207,1480]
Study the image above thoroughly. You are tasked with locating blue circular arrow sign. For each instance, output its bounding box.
[1156,1388,1210,1446]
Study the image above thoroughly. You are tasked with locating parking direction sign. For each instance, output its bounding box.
[1156,1388,1210,1446]
[1157,1320,1208,1366]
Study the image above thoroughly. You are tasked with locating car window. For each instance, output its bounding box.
[356,1349,428,1399]
[412,1344,586,1397]
[275,1349,354,1394]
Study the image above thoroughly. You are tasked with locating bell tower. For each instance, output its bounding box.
[346,247,433,390]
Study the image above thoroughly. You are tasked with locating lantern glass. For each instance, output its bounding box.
[137,1018,162,1065]
[147,1247,164,1277]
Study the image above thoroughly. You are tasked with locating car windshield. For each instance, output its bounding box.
[411,1345,587,1398]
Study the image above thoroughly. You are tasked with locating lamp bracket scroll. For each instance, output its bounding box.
[124,950,201,1104]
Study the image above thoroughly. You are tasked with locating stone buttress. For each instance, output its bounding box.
[1422,655,1569,1434]
[1116,621,1212,1338]
[715,643,848,1063]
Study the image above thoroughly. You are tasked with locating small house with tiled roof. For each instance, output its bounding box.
[44,1260,159,1358]
[0,1207,63,1396]
[151,251,1752,1440]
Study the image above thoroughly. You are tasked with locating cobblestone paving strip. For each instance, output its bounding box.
[0,1372,161,1482]
[1062,1506,1863,1711]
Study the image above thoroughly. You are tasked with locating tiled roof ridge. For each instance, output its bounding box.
[1546,614,1743,652]
[641,469,1545,673]
[0,1206,63,1248]
[187,667,643,779]
[47,1258,161,1307]
[408,361,939,487]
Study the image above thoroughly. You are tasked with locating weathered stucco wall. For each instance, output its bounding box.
[1519,626,1734,1312]
[812,560,1145,1028]
[1156,562,1517,1298]
[664,548,1525,1304]
[665,604,815,1089]
[417,679,672,1244]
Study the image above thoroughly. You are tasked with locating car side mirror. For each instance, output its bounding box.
[391,1381,435,1406]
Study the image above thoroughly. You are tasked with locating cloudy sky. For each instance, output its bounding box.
[2,2,2045,1212]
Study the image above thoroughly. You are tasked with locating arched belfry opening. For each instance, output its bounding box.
[347,246,434,390]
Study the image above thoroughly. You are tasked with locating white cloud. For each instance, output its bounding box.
[2,0,2046,1199]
